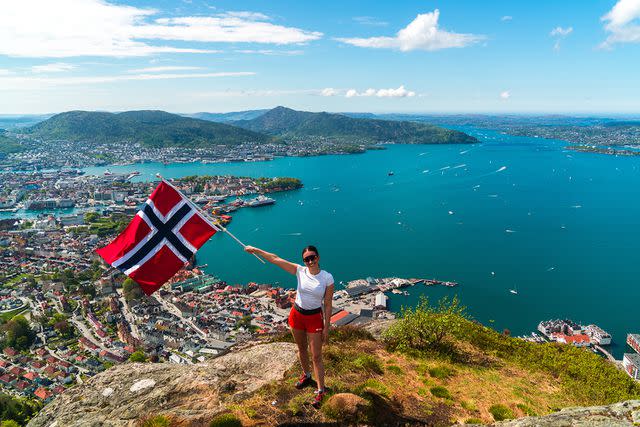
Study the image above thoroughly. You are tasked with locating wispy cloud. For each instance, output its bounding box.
[336,10,485,51]
[353,16,388,27]
[234,49,304,56]
[600,0,640,49]
[31,63,76,73]
[0,0,322,58]
[321,88,338,96]
[550,26,573,37]
[550,26,573,51]
[0,72,255,90]
[127,66,203,73]
[500,90,511,100]
[501,16,513,22]
[345,85,416,98]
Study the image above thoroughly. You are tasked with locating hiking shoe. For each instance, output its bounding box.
[295,373,312,389]
[311,389,327,409]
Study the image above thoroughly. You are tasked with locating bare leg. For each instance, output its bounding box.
[308,332,325,390]
[291,327,311,374]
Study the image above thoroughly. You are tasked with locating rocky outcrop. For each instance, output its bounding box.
[478,400,640,427]
[28,342,298,427]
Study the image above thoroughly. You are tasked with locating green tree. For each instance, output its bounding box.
[129,351,147,363]
[383,296,467,353]
[2,315,36,350]
[123,278,143,302]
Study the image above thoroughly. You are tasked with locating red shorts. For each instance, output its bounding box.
[289,306,324,333]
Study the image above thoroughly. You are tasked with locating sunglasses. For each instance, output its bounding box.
[303,254,317,263]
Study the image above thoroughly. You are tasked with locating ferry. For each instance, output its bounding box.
[247,195,275,207]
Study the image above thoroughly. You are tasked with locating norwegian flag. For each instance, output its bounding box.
[96,180,219,295]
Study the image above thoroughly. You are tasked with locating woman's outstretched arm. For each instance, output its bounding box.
[244,245,298,275]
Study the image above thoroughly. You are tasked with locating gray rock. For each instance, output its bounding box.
[459,400,640,427]
[28,342,298,427]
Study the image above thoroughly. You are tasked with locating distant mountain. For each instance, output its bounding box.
[233,106,477,144]
[27,110,270,147]
[0,114,52,129]
[187,110,269,123]
[0,130,24,156]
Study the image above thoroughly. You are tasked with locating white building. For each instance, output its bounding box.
[623,353,640,380]
[585,324,612,345]
[374,292,387,310]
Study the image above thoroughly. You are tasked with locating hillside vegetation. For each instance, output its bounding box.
[233,106,478,144]
[26,110,270,147]
[208,297,640,426]
[0,131,24,156]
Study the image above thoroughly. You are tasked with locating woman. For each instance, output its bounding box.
[244,244,334,408]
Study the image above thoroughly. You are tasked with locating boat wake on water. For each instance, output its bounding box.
[505,229,517,233]
[283,232,303,236]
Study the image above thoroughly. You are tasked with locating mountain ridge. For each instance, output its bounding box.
[26,110,271,147]
[232,106,478,144]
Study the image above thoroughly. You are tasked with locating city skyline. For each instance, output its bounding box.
[1,0,640,114]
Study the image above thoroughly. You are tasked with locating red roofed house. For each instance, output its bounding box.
[23,371,39,382]
[0,360,8,369]
[0,373,16,385]
[8,366,24,377]
[330,310,349,325]
[14,380,31,392]
[52,385,66,394]
[34,387,54,402]
[31,360,46,371]
[3,347,18,358]
[555,333,591,347]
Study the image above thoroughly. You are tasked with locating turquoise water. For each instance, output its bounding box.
[77,127,639,357]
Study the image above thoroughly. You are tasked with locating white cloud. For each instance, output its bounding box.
[600,0,640,48]
[500,90,511,100]
[0,0,322,58]
[234,49,304,56]
[336,10,484,51]
[353,16,388,26]
[345,85,416,98]
[321,88,338,96]
[501,16,513,22]
[550,26,573,36]
[550,26,573,51]
[127,66,203,73]
[31,63,76,73]
[0,71,255,90]
[0,69,12,76]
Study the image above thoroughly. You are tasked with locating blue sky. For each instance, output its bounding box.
[1,0,639,114]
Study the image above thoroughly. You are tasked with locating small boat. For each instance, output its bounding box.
[388,171,394,176]
[509,288,518,295]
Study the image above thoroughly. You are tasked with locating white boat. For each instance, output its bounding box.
[509,288,518,295]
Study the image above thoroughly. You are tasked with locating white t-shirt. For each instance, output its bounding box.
[294,265,334,310]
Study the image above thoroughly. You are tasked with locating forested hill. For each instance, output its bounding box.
[232,106,478,144]
[26,110,271,147]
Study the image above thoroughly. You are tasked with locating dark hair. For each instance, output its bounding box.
[302,245,319,257]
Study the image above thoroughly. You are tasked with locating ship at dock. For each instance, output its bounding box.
[246,195,275,207]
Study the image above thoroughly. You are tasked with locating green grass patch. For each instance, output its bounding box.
[287,394,307,416]
[460,400,477,411]
[137,415,174,427]
[0,307,28,322]
[386,364,403,375]
[430,386,452,399]
[209,413,242,427]
[354,379,390,398]
[489,404,514,421]
[465,418,483,425]
[516,403,537,416]
[428,366,456,380]
[352,354,383,374]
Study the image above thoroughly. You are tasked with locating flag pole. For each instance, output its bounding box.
[156,174,265,264]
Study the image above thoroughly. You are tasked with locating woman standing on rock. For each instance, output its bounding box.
[244,244,334,408]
